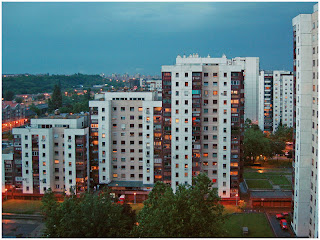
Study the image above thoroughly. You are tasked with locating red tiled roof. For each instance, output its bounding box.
[2,101,19,109]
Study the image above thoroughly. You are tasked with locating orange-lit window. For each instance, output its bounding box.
[185,172,188,177]
[213,91,218,95]
[113,174,118,178]
[185,155,188,159]
[102,134,105,138]
[230,171,238,176]
[231,108,237,113]
[43,161,46,166]
[138,107,143,112]
[165,108,171,112]
[231,99,239,104]
[212,162,217,166]
[175,118,179,123]
[203,153,208,158]
[203,161,208,166]
[230,162,238,167]
[54,160,59,164]
[91,124,98,128]
[176,164,179,168]
[185,164,188,168]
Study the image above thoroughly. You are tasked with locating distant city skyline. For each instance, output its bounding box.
[2,2,316,75]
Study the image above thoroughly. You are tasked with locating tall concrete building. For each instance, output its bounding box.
[161,54,252,198]
[258,70,294,133]
[292,3,318,238]
[12,115,90,195]
[89,92,162,200]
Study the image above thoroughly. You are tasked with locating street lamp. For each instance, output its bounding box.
[134,192,136,204]
[235,193,238,206]
[5,188,7,201]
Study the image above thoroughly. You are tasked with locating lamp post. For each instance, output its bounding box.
[236,193,238,206]
[134,192,136,204]
[5,188,7,201]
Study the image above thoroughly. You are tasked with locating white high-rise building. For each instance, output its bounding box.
[161,54,254,198]
[292,3,318,238]
[89,92,162,200]
[12,116,90,195]
[258,70,294,133]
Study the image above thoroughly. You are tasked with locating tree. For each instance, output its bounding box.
[134,173,227,238]
[4,90,15,101]
[30,104,41,116]
[243,127,268,162]
[41,191,136,237]
[270,125,293,142]
[14,97,23,103]
[48,84,62,111]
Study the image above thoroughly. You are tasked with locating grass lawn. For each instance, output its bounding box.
[245,179,273,189]
[130,203,144,214]
[223,205,241,214]
[2,200,42,214]
[244,172,268,179]
[264,159,292,168]
[281,185,292,190]
[269,175,291,185]
[225,213,274,237]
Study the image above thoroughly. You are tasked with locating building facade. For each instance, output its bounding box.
[258,70,294,133]
[89,92,162,198]
[12,116,89,195]
[292,3,318,238]
[161,54,249,198]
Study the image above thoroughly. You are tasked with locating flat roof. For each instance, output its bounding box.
[250,191,292,199]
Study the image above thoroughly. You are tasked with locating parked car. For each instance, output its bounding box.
[282,212,289,216]
[280,219,288,230]
[276,214,284,219]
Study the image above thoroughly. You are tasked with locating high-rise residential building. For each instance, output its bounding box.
[161,54,253,198]
[292,3,318,238]
[12,115,90,195]
[89,92,162,200]
[2,148,18,192]
[258,70,294,133]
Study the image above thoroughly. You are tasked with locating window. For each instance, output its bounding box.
[224,73,227,77]
[185,73,188,77]
[121,107,125,111]
[185,82,188,87]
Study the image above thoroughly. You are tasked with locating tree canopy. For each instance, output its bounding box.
[48,84,62,111]
[41,189,136,238]
[243,123,286,162]
[4,90,15,101]
[134,173,227,238]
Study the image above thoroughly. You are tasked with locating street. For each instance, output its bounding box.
[266,212,294,238]
[2,218,44,238]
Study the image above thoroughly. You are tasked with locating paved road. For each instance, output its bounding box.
[2,218,44,238]
[266,212,293,238]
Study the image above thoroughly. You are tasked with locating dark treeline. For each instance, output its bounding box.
[2,73,105,95]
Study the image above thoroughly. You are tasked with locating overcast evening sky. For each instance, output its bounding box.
[2,2,317,75]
